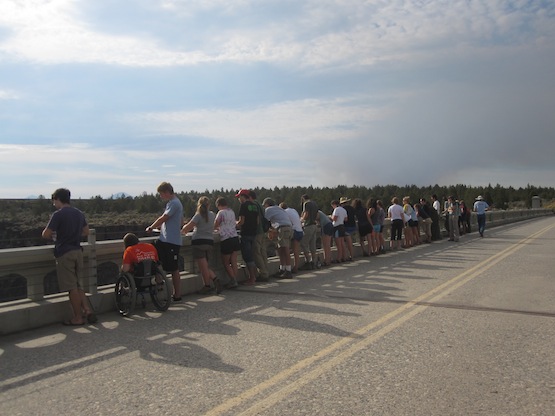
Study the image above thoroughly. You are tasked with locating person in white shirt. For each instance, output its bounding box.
[280,202,303,273]
[388,197,405,250]
[263,198,294,278]
[331,200,348,262]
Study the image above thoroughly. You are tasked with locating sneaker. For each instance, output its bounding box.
[281,271,293,279]
[273,270,285,278]
[172,296,182,302]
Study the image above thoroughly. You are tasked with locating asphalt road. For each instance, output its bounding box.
[1,217,554,416]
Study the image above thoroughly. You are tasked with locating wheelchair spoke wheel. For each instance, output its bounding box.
[150,277,171,311]
[115,273,136,316]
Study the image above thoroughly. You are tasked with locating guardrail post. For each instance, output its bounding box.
[86,229,98,294]
[27,267,45,302]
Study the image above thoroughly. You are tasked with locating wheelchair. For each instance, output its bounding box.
[114,259,171,316]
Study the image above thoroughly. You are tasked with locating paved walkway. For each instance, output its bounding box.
[1,217,554,415]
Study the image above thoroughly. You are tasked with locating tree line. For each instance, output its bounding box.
[0,183,553,249]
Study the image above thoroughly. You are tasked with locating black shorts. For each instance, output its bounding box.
[220,236,240,255]
[358,223,373,237]
[154,240,180,272]
[334,224,346,238]
[322,222,334,236]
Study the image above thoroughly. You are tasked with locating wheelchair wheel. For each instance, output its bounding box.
[150,277,171,311]
[115,272,136,316]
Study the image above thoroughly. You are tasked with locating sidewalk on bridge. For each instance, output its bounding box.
[2,247,371,335]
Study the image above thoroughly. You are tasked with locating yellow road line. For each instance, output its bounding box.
[205,222,555,416]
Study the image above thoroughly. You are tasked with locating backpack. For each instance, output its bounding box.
[255,201,271,232]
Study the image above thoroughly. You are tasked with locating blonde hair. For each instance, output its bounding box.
[197,196,210,222]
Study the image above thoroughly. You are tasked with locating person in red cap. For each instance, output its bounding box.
[235,189,259,285]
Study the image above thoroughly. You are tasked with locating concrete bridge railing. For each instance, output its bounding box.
[0,208,551,334]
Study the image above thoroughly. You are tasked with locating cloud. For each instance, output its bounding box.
[2,0,553,70]
[0,89,20,100]
[126,97,387,148]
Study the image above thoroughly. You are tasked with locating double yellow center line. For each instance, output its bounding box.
[206,221,555,416]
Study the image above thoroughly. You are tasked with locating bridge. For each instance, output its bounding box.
[0,208,551,335]
[1,214,554,415]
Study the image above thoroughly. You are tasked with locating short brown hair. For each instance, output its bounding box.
[157,182,174,194]
[123,233,139,248]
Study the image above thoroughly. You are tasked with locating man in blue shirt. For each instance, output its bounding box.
[42,188,97,325]
[473,195,490,237]
[146,182,184,301]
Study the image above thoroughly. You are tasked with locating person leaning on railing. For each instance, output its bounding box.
[42,188,97,326]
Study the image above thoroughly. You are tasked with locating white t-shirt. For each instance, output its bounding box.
[388,204,405,221]
[214,208,238,241]
[285,208,303,232]
[332,206,348,226]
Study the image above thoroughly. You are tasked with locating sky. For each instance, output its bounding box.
[1,0,554,199]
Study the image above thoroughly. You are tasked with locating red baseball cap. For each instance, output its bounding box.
[235,189,250,198]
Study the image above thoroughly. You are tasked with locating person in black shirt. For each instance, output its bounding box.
[236,189,259,285]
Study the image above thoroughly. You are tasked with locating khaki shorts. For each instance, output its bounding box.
[277,226,292,248]
[192,244,213,260]
[55,249,84,292]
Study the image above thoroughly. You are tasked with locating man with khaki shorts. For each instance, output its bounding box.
[262,198,293,279]
[42,188,97,326]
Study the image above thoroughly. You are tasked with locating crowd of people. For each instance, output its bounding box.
[42,182,490,325]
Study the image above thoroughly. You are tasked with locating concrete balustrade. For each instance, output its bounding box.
[0,208,551,334]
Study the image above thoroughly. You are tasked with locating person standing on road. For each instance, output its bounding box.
[473,195,490,237]
[236,189,259,285]
[42,188,97,326]
[445,196,460,242]
[300,194,319,270]
[375,200,387,253]
[340,197,355,261]
[181,196,221,295]
[388,197,405,250]
[317,209,334,266]
[249,190,270,282]
[280,202,303,274]
[429,195,442,241]
[263,198,294,278]
[214,196,240,289]
[353,198,373,257]
[146,182,183,301]
[331,199,348,262]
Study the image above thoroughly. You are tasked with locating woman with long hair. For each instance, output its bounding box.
[181,196,221,294]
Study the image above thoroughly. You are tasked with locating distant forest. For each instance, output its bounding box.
[1,183,554,249]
